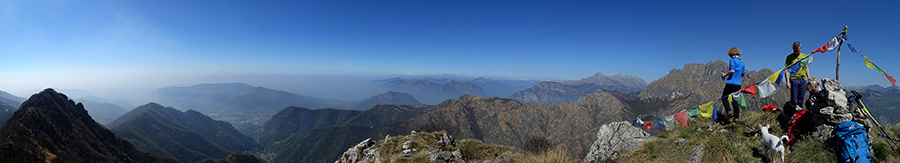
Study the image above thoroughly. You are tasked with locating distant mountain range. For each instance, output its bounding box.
[845,85,899,92]
[352,91,423,110]
[150,83,426,137]
[0,95,17,127]
[380,78,486,104]
[379,77,540,103]
[150,83,354,135]
[78,100,128,125]
[469,77,540,97]
[0,90,24,108]
[79,96,135,111]
[0,89,180,163]
[853,89,900,123]
[109,103,263,163]
[563,73,647,93]
[510,73,646,104]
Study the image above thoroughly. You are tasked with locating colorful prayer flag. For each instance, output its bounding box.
[757,80,777,98]
[740,83,758,95]
[712,103,718,121]
[848,43,861,54]
[810,37,841,54]
[786,55,811,76]
[643,121,653,130]
[864,56,898,87]
[632,117,644,127]
[687,107,701,117]
[886,72,897,87]
[674,111,688,127]
[699,101,715,118]
[768,68,786,84]
[865,56,877,70]
[653,119,665,130]
[664,115,676,130]
[729,92,748,110]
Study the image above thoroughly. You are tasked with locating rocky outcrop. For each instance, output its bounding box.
[336,131,514,163]
[335,138,377,163]
[801,78,872,142]
[583,121,654,162]
[689,143,706,163]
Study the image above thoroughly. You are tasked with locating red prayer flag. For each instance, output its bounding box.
[885,72,897,87]
[674,111,688,127]
[810,37,840,54]
[740,83,758,95]
[643,121,653,130]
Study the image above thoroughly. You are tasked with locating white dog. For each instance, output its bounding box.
[759,124,788,163]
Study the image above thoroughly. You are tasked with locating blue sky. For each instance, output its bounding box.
[1,0,899,97]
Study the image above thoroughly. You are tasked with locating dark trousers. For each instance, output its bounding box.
[721,84,742,120]
[790,79,808,108]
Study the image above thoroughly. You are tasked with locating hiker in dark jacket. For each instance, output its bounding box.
[804,78,826,110]
[720,47,744,122]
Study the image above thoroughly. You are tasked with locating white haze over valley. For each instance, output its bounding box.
[3,72,540,109]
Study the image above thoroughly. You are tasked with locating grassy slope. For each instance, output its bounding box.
[615,111,900,163]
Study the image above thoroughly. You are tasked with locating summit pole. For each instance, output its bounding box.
[836,26,847,80]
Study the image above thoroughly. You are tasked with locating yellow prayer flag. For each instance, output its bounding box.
[865,56,876,69]
[768,68,784,84]
[699,101,715,118]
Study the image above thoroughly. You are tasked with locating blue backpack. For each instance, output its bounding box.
[834,121,871,163]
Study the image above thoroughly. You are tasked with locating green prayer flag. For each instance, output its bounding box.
[687,107,701,117]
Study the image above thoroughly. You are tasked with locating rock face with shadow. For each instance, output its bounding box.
[0,89,179,163]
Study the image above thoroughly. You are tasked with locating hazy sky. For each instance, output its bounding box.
[1,0,899,100]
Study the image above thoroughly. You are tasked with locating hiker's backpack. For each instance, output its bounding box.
[834,121,872,163]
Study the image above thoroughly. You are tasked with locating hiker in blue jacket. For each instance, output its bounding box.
[720,47,745,122]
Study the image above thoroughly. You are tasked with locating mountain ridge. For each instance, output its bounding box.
[381,78,486,104]
[510,73,646,104]
[110,102,263,163]
[352,91,423,110]
[0,89,179,163]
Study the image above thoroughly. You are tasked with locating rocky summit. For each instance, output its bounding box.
[0,89,179,163]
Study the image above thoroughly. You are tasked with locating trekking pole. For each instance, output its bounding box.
[878,133,900,143]
[854,91,900,159]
